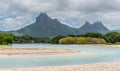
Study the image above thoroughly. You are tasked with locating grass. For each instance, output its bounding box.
[106,42,120,45]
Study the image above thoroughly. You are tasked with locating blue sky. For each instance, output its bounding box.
[0,0,120,31]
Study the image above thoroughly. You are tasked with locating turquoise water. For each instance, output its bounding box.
[0,44,120,68]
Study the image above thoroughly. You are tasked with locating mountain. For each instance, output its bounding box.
[77,21,110,34]
[4,13,110,36]
[77,21,91,34]
[16,13,76,37]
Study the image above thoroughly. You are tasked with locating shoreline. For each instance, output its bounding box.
[0,44,120,55]
[89,44,120,48]
[103,45,120,48]
[0,61,120,71]
[0,46,80,55]
[69,44,120,48]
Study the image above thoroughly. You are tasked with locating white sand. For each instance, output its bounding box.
[105,45,120,48]
[0,62,120,71]
[0,47,79,55]
[85,44,120,48]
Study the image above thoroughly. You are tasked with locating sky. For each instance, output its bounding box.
[0,0,120,31]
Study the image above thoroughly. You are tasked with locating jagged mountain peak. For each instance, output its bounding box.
[92,21,109,30]
[93,21,103,26]
[38,13,49,18]
[85,21,91,25]
[84,21,91,26]
[78,21,110,34]
[80,21,91,29]
[36,13,51,23]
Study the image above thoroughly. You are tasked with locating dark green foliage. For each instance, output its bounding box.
[1,32,120,45]
[51,35,65,44]
[33,37,50,43]
[114,42,120,45]
[85,32,103,38]
[14,35,32,43]
[104,32,120,43]
[14,35,50,43]
[67,35,76,37]
[0,34,13,45]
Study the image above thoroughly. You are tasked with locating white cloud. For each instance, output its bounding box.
[0,18,22,31]
[0,14,35,31]
[0,0,120,31]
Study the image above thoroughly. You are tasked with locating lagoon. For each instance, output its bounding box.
[0,44,120,68]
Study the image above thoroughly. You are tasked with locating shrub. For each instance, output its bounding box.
[85,32,103,38]
[114,42,120,45]
[0,34,13,45]
[51,35,65,44]
[87,37,106,44]
[59,37,74,44]
[75,37,88,44]
[104,32,119,43]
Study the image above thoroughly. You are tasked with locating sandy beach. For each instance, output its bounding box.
[80,44,120,48]
[0,46,79,55]
[104,45,120,48]
[0,61,119,71]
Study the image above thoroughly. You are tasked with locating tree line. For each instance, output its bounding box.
[51,32,120,44]
[0,32,120,45]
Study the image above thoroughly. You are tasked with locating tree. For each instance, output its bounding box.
[51,35,65,44]
[33,37,50,43]
[104,32,119,43]
[22,35,30,41]
[75,37,88,44]
[0,34,13,45]
[85,32,103,38]
[87,37,106,44]
[59,37,74,44]
[114,33,120,42]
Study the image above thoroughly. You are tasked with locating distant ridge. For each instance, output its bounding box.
[78,21,110,34]
[3,13,110,36]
